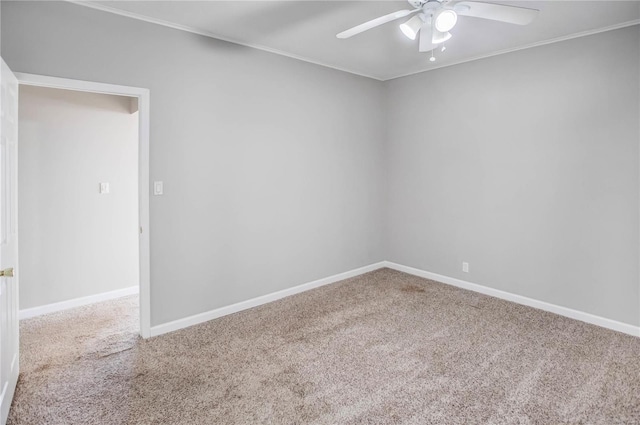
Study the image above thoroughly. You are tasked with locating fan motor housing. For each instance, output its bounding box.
[408,0,443,9]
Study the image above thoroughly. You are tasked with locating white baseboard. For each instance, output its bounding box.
[19,286,139,320]
[150,262,387,337]
[149,260,639,339]
[384,261,640,337]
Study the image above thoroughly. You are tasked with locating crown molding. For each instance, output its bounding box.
[67,1,638,82]
[386,19,640,81]
[66,0,383,81]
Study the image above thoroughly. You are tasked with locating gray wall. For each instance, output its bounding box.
[384,26,640,326]
[2,1,638,328]
[2,1,386,326]
[18,86,139,310]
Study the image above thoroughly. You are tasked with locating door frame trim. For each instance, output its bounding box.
[16,73,152,338]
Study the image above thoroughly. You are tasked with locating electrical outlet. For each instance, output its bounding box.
[462,262,469,273]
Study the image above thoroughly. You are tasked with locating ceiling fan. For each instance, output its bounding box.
[336,0,539,55]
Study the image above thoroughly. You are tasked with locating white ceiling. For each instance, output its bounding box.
[85,1,640,80]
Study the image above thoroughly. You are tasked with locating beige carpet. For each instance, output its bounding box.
[8,268,640,424]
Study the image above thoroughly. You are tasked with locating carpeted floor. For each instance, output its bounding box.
[8,268,640,424]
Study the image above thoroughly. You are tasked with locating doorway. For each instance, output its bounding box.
[16,74,151,338]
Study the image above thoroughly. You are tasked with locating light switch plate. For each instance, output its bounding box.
[99,182,110,194]
[154,181,163,195]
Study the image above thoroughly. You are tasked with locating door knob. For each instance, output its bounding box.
[0,268,14,277]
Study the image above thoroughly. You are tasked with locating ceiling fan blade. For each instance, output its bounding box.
[419,22,435,52]
[432,29,452,45]
[454,1,539,25]
[337,9,419,39]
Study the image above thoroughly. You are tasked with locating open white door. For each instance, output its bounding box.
[0,58,19,424]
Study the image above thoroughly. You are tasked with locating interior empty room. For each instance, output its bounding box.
[0,1,638,424]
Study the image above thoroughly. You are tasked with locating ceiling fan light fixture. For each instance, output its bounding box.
[434,9,458,32]
[399,15,423,40]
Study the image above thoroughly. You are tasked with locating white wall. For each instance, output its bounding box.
[18,85,139,310]
[1,1,386,326]
[384,26,640,326]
